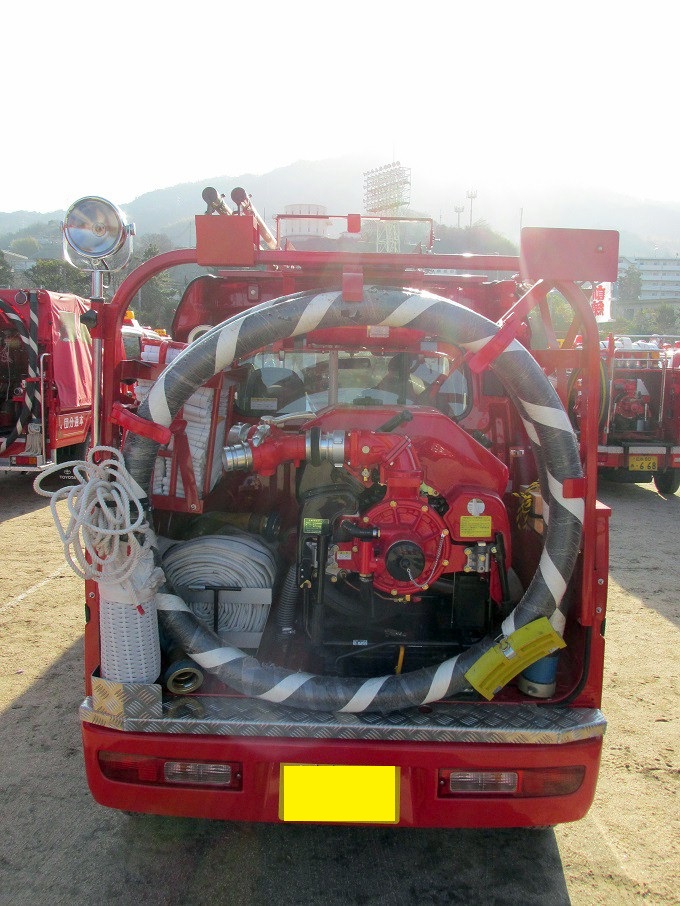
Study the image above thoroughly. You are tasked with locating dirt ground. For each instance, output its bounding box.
[0,470,678,906]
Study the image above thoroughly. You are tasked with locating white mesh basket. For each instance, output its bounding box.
[100,598,161,684]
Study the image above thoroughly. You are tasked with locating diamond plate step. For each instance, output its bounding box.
[81,692,605,745]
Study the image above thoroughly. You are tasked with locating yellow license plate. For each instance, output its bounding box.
[629,454,658,472]
[279,764,400,823]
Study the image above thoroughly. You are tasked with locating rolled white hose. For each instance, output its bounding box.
[162,534,277,633]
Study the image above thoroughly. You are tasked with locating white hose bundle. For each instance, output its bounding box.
[162,534,277,633]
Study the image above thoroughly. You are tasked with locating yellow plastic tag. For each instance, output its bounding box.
[464,617,566,700]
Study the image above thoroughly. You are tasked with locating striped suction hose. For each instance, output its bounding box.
[122,286,584,713]
[0,292,41,454]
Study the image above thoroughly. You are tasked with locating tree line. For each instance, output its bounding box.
[0,238,185,333]
[3,225,679,339]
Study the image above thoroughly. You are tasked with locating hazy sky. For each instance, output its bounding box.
[4,1,678,213]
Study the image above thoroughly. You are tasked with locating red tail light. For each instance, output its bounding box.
[438,765,585,798]
[99,752,242,790]
[13,455,38,466]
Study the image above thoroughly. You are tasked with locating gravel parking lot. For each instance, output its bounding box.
[0,472,677,905]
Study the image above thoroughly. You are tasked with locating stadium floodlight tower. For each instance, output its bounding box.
[363,162,411,253]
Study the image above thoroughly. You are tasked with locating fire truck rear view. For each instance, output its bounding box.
[569,334,680,493]
[36,191,616,828]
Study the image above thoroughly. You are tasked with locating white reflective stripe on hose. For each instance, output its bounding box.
[539,549,568,606]
[518,398,574,434]
[501,611,517,636]
[192,647,244,668]
[156,593,192,612]
[291,291,338,337]
[146,372,173,427]
[379,292,439,328]
[460,335,495,353]
[258,672,316,704]
[547,472,585,523]
[422,655,461,704]
[215,320,242,371]
[338,675,389,713]
[550,609,567,635]
[461,337,525,356]
[521,417,541,446]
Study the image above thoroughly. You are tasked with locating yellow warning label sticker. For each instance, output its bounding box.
[459,515,492,538]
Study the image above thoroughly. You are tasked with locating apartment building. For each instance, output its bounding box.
[618,255,680,310]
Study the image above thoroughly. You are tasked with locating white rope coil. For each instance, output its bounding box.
[34,446,154,588]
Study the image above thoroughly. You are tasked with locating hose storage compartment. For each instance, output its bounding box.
[122,286,584,713]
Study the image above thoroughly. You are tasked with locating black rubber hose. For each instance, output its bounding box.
[339,519,379,540]
[276,562,299,633]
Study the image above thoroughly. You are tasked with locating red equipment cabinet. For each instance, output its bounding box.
[0,289,92,472]
[66,203,615,827]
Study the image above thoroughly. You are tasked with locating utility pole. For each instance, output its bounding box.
[454,205,465,229]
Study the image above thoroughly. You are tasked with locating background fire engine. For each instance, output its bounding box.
[569,333,680,494]
[0,289,92,472]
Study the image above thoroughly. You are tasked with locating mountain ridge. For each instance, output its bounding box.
[3,155,680,258]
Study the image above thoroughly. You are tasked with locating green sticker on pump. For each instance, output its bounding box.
[303,518,329,535]
[460,515,492,538]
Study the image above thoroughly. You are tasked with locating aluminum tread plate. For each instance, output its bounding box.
[80,695,606,744]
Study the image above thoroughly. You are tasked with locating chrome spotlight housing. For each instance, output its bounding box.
[63,196,134,267]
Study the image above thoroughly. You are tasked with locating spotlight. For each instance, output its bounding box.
[63,196,130,259]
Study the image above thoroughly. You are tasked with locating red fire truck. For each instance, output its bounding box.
[569,335,680,494]
[41,193,616,828]
[0,289,92,472]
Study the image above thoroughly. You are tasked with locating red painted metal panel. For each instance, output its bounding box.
[195,215,256,266]
[82,723,602,827]
[520,228,619,282]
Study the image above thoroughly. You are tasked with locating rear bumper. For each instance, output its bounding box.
[597,443,680,472]
[81,697,604,827]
